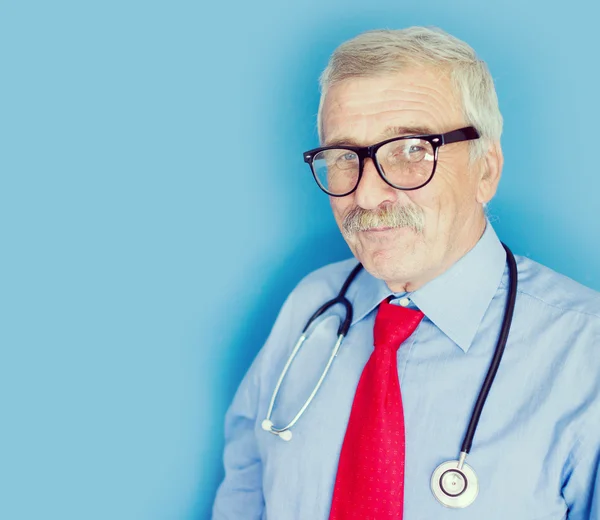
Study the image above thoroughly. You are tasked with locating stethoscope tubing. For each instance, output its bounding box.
[265,332,344,433]
[264,262,363,434]
[263,244,517,457]
[301,262,363,336]
[460,243,517,455]
[263,243,518,509]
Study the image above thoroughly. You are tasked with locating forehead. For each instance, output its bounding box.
[320,66,464,145]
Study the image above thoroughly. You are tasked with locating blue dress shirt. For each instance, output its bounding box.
[213,223,600,519]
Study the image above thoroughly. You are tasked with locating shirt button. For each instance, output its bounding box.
[398,297,410,307]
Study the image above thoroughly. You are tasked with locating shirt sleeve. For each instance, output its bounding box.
[562,387,600,518]
[211,349,266,519]
[212,291,297,520]
[562,434,600,519]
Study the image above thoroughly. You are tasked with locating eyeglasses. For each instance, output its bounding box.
[303,126,480,197]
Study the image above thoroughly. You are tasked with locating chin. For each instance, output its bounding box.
[374,258,412,283]
[354,241,424,285]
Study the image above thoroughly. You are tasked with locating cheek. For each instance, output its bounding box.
[402,167,465,230]
[403,184,443,220]
[330,198,351,224]
[419,154,475,208]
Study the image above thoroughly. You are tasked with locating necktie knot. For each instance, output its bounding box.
[373,298,424,351]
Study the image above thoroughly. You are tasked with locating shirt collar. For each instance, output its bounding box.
[349,220,507,353]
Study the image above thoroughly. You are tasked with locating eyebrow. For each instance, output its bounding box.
[323,125,436,147]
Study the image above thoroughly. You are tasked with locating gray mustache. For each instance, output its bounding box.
[342,204,425,238]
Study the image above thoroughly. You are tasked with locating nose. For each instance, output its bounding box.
[353,157,399,210]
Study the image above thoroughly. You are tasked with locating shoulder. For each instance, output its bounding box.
[291,256,360,301]
[508,256,600,440]
[264,256,359,342]
[254,256,359,374]
[512,254,600,323]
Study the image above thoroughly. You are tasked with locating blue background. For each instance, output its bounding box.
[1,1,598,519]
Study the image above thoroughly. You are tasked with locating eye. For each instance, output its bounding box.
[408,144,425,154]
[334,151,358,170]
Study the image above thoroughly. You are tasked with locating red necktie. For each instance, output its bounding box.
[329,298,424,520]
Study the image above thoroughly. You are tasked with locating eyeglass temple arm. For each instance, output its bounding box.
[441,126,480,145]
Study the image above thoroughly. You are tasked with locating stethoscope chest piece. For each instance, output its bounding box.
[431,459,479,509]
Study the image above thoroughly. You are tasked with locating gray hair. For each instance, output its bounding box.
[318,27,503,160]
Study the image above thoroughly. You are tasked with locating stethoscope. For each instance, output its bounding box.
[261,244,517,509]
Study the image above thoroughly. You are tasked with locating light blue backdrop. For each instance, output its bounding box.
[1,1,598,519]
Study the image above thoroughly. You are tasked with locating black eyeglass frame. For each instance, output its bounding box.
[302,126,480,197]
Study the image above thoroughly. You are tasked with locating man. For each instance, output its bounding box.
[213,27,600,519]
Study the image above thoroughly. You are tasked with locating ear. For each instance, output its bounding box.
[476,141,503,204]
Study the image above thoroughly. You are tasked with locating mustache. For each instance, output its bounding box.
[342,204,425,238]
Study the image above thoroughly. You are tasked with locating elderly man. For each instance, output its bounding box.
[212,27,600,519]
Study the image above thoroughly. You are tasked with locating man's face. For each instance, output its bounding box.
[320,67,501,292]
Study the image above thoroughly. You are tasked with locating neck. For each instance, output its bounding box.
[386,214,487,293]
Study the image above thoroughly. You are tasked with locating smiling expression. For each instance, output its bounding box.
[320,66,502,292]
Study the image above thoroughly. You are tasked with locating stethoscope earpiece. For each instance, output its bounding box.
[261,419,293,441]
[278,430,292,441]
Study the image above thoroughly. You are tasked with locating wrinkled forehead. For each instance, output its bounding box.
[319,67,465,146]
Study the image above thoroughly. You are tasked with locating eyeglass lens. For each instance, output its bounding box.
[312,138,435,195]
